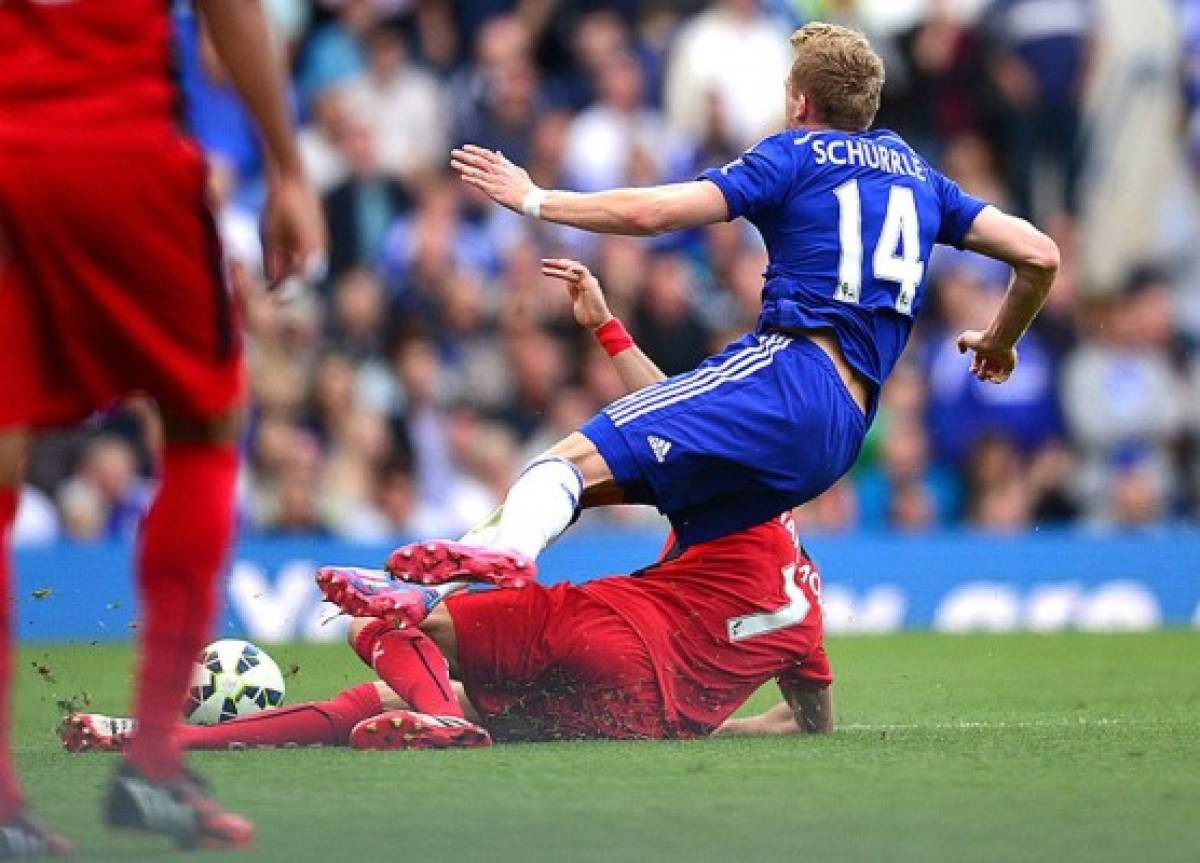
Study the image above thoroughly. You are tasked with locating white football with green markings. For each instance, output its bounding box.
[185,639,286,726]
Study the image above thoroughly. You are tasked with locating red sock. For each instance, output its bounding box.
[177,683,382,749]
[351,618,391,666]
[0,490,24,820]
[125,444,237,782]
[354,621,462,717]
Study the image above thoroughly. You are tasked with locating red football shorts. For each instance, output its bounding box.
[446,583,687,742]
[0,140,243,429]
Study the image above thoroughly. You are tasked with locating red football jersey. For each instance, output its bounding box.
[0,0,180,148]
[581,514,830,734]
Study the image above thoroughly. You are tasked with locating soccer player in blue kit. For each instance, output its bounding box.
[402,21,1059,588]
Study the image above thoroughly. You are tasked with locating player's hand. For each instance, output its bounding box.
[541,258,613,330]
[451,144,536,213]
[261,172,326,288]
[956,330,1018,384]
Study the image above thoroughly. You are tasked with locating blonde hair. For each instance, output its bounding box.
[788,22,884,132]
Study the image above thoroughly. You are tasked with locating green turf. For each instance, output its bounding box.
[13,632,1200,862]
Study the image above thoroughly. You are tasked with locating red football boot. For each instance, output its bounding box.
[385,541,535,589]
[315,566,445,627]
[60,713,134,754]
[348,710,492,751]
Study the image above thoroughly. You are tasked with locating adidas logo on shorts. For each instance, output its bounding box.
[647,435,672,463]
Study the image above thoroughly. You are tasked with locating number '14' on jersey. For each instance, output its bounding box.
[833,179,924,316]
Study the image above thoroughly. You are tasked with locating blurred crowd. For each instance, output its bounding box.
[15,0,1200,544]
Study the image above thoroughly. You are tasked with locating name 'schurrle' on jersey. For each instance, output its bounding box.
[700,128,988,394]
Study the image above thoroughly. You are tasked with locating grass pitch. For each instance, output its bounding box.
[14,632,1200,862]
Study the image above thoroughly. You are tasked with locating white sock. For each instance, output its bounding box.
[486,458,582,560]
[459,505,503,546]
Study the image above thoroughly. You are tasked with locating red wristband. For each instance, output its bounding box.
[594,318,634,357]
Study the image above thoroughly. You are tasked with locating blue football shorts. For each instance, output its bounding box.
[580,331,867,546]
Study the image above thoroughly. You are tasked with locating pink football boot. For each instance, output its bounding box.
[385,541,535,589]
[315,566,446,627]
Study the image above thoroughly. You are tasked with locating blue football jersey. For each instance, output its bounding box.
[700,128,989,392]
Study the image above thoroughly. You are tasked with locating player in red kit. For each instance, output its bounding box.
[0,0,324,854]
[64,515,831,751]
[62,262,833,756]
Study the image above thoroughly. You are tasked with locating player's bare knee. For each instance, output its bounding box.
[542,432,621,503]
[543,433,601,479]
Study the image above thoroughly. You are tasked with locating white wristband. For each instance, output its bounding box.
[521,188,548,219]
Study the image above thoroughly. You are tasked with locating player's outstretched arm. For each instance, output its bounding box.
[197,0,326,285]
[715,701,802,736]
[542,258,668,392]
[956,206,1060,384]
[715,684,834,736]
[786,683,835,735]
[452,145,729,236]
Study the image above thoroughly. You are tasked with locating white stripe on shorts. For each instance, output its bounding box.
[606,333,788,425]
[608,333,792,428]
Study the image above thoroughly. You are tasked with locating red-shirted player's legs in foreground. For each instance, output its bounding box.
[101,410,254,850]
[123,411,241,782]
